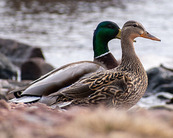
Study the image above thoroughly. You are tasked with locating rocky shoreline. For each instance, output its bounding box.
[0,38,173,138]
[0,38,54,80]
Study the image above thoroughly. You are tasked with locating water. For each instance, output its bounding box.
[0,0,172,70]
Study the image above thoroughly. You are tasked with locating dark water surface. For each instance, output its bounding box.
[0,0,172,70]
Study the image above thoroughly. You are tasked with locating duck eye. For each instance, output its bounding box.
[133,24,138,27]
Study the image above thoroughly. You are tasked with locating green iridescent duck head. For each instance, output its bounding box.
[93,21,121,58]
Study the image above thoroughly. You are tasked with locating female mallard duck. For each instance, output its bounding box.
[37,20,160,109]
[11,21,121,103]
[13,20,160,109]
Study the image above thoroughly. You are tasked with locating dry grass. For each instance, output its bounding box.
[57,107,173,138]
[0,100,173,138]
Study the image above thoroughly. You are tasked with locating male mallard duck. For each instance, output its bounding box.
[10,21,121,103]
[93,21,121,69]
[12,20,160,109]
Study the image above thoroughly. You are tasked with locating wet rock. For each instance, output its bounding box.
[160,63,173,72]
[149,104,173,111]
[146,65,173,94]
[157,94,170,100]
[0,38,44,66]
[0,79,32,100]
[156,92,173,100]
[155,83,173,94]
[166,98,173,104]
[21,58,54,80]
[0,53,17,79]
[0,79,14,100]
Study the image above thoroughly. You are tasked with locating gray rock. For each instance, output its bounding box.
[0,38,44,66]
[0,53,17,79]
[146,65,173,94]
[21,58,54,80]
[149,104,173,111]
[167,98,173,104]
[155,83,173,94]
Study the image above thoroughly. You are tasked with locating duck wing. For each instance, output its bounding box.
[40,70,131,106]
[10,61,106,103]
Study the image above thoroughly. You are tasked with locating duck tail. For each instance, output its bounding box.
[10,96,41,103]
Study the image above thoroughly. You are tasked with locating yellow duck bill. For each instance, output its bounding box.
[115,29,121,39]
[140,31,161,41]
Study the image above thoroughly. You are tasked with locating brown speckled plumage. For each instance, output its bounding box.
[39,20,160,109]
